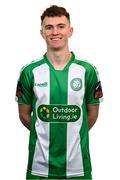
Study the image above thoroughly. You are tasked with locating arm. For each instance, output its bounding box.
[87,104,99,130]
[18,104,32,130]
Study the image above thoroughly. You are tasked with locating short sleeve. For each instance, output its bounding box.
[15,67,33,105]
[85,65,103,104]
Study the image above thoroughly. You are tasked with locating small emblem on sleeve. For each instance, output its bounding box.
[94,81,103,98]
[16,81,23,98]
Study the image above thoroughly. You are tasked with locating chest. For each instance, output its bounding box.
[33,63,85,105]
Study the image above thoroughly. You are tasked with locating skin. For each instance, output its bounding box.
[18,104,32,130]
[18,15,99,130]
[40,16,73,70]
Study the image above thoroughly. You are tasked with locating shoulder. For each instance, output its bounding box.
[73,55,98,75]
[74,56,95,70]
[20,56,45,75]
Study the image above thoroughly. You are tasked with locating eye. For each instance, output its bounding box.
[45,25,53,30]
[59,25,65,29]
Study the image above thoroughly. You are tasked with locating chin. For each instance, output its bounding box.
[50,45,63,50]
[53,47,63,51]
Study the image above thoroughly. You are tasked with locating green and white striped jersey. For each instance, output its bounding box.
[16,52,103,178]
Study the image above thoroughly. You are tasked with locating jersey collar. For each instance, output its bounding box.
[44,52,75,71]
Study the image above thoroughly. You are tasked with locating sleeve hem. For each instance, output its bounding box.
[87,97,103,105]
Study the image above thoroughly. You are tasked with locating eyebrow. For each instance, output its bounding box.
[44,23,66,28]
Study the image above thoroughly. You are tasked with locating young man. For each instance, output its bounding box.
[16,5,103,180]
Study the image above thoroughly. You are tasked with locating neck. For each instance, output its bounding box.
[46,49,72,70]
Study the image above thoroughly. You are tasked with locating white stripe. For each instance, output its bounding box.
[67,63,85,177]
[31,63,50,176]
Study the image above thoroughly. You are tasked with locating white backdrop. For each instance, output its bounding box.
[0,0,120,179]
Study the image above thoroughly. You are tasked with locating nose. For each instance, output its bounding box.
[52,27,59,35]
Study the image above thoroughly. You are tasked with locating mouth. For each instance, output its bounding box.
[50,37,62,41]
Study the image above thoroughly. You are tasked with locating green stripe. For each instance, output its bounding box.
[80,99,92,172]
[49,70,68,178]
[28,97,37,170]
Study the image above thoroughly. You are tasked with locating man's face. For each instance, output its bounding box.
[41,16,73,50]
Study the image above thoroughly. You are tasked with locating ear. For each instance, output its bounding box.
[40,29,45,39]
[68,27,73,38]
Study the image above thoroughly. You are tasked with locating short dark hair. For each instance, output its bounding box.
[41,5,70,24]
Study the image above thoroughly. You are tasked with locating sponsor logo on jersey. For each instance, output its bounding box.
[70,78,82,91]
[39,106,50,119]
[34,82,48,87]
[37,104,81,123]
[94,81,103,98]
